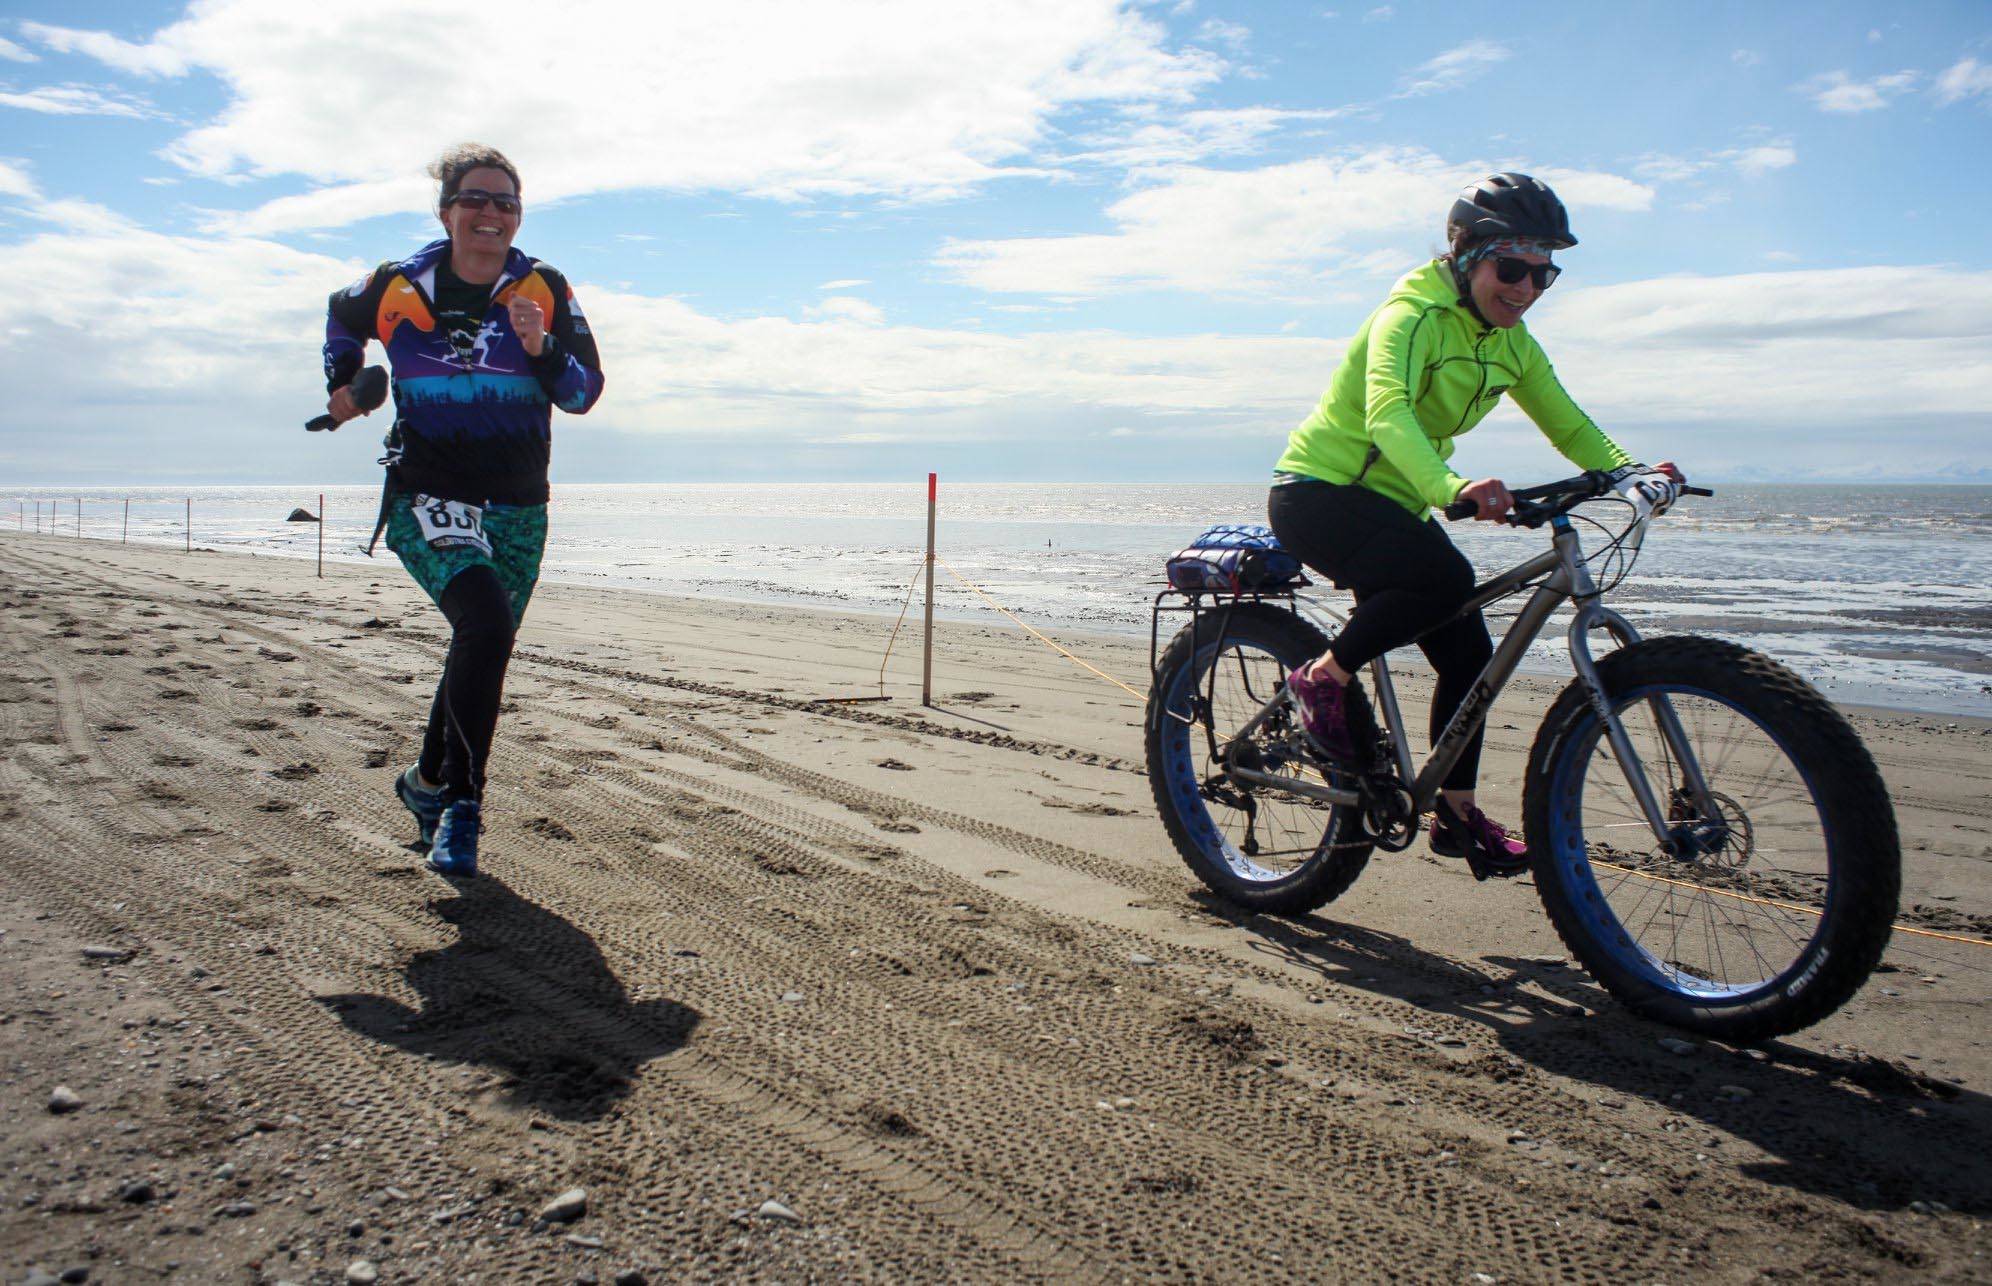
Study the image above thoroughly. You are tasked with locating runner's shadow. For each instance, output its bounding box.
[1221,899,1992,1217]
[319,876,698,1122]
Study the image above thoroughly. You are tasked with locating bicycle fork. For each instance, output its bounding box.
[1567,602,1718,855]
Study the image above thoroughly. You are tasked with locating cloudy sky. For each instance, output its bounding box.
[1,0,1988,486]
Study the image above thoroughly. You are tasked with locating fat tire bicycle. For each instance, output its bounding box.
[1145,471,1900,1041]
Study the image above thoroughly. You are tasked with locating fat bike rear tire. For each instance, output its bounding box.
[1146,604,1375,916]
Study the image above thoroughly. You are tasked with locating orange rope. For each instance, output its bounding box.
[935,558,1145,701]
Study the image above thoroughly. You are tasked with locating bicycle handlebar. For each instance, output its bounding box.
[1443,472,1712,526]
[305,365,388,432]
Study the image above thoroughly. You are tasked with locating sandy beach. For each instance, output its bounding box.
[0,529,1986,1282]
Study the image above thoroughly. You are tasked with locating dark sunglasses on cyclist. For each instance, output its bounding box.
[1493,256,1559,290]
[446,189,521,215]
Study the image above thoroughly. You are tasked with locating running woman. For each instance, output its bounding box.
[1268,173,1679,878]
[321,143,605,876]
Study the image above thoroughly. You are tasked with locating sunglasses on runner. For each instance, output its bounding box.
[446,189,521,215]
[1493,256,1560,289]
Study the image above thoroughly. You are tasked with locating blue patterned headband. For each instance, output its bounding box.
[1458,237,1557,272]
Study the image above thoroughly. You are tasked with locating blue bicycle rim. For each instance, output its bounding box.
[1546,683,1833,1005]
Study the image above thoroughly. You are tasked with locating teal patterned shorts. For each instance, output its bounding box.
[383,496,547,627]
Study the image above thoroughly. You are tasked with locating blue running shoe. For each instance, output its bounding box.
[426,796,481,877]
[394,766,445,850]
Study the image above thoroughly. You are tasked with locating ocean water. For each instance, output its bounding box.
[9,481,1990,716]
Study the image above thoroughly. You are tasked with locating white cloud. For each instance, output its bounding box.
[30,0,1223,233]
[805,296,886,325]
[1066,106,1349,167]
[1635,139,1796,183]
[0,158,39,200]
[1726,143,1796,177]
[0,219,1987,480]
[1396,40,1509,98]
[818,279,869,290]
[1535,267,1992,423]
[1363,6,1394,22]
[1933,57,1992,107]
[1195,18,1251,51]
[0,36,37,63]
[0,83,153,118]
[0,219,1342,471]
[1732,49,1760,67]
[1529,167,1656,212]
[18,20,191,76]
[202,177,436,237]
[1799,69,1918,113]
[934,148,1648,297]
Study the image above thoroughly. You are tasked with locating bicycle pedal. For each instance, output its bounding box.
[1464,850,1530,882]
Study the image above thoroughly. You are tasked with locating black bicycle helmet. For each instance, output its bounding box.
[1446,172,1576,249]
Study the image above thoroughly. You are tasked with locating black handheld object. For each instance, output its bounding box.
[305,365,388,432]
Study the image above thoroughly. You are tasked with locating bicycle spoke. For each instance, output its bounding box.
[1574,684,1837,998]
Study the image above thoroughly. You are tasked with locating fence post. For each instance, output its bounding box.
[122,498,129,544]
[317,492,324,578]
[75,496,80,539]
[922,472,936,707]
[185,497,191,553]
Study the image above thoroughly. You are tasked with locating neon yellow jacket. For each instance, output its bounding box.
[1275,260,1632,516]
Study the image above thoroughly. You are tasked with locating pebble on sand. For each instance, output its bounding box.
[539,1188,589,1223]
[47,1086,84,1114]
[1128,953,1158,967]
[1658,1038,1698,1056]
[758,1199,803,1224]
[344,1263,379,1285]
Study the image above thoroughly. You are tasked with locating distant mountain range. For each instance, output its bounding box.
[1709,462,1992,485]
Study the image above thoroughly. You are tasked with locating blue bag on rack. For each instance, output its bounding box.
[1165,524,1306,594]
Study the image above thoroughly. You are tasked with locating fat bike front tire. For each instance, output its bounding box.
[1522,636,1899,1041]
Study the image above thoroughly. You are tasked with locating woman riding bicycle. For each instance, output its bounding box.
[320,142,605,876]
[1269,172,1677,878]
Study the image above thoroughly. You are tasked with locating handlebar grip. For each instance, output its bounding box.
[304,414,337,432]
[1682,485,1714,497]
[1443,499,1478,521]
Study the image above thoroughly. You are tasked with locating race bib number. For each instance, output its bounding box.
[410,495,491,555]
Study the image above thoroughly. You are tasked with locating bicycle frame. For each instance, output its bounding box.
[1220,512,1713,848]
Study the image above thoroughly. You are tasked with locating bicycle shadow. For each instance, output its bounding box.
[318,876,699,1122]
[1202,892,1991,1216]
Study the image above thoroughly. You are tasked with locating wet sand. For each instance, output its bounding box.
[1,531,1987,1282]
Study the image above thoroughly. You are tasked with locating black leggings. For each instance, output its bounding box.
[1268,480,1493,790]
[416,566,519,798]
